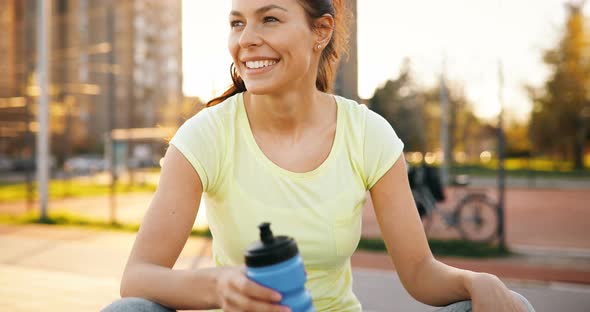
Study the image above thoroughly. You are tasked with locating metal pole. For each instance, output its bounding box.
[105,5,118,224]
[25,83,34,211]
[580,104,590,169]
[496,0,507,249]
[439,64,451,185]
[497,62,506,248]
[36,0,50,222]
[24,2,36,212]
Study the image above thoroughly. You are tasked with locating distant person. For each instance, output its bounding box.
[103,1,534,311]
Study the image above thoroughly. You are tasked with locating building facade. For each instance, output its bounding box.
[334,0,359,102]
[0,0,182,165]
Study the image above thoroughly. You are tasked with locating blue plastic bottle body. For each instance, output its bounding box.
[246,255,314,312]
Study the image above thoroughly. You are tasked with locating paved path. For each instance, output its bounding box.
[0,224,213,311]
[352,269,590,312]
[1,224,590,311]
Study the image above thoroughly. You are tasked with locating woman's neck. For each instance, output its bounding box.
[244,89,333,139]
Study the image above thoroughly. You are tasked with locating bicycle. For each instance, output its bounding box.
[408,164,499,243]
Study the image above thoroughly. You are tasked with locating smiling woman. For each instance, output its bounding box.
[101,1,536,312]
[206,0,349,107]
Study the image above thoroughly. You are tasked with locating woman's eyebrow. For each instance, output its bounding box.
[230,4,288,17]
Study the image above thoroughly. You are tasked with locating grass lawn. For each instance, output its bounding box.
[0,180,157,202]
[358,236,510,258]
[448,157,590,179]
[0,211,211,237]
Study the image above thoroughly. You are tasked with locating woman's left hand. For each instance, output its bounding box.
[467,272,528,312]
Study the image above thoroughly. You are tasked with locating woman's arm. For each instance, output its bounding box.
[369,155,476,306]
[120,145,220,309]
[120,145,287,311]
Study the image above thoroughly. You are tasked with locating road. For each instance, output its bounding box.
[1,224,589,311]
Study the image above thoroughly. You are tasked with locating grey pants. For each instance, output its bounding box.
[102,290,535,312]
[433,290,535,312]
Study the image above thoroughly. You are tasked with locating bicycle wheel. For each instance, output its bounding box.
[456,193,499,243]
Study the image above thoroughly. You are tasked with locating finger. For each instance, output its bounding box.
[231,275,282,303]
[225,290,289,312]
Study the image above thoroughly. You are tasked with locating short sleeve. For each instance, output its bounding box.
[169,108,225,193]
[363,109,405,190]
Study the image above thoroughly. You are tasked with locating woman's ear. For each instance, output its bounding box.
[313,13,335,47]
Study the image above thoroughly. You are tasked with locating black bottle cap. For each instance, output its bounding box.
[245,222,299,268]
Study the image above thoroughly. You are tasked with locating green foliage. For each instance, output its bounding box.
[0,180,157,202]
[0,211,212,237]
[423,81,488,163]
[504,121,533,157]
[529,4,590,169]
[369,59,489,162]
[450,160,590,178]
[358,237,511,258]
[369,59,427,152]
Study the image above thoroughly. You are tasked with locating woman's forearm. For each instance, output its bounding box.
[408,257,476,307]
[120,263,220,310]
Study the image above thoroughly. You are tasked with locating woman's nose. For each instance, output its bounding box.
[239,24,263,48]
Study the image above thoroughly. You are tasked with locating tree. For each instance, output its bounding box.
[423,81,486,163]
[529,2,590,169]
[504,120,532,157]
[369,60,486,162]
[369,60,426,152]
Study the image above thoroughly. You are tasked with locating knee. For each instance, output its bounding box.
[434,291,535,312]
[435,299,473,312]
[511,290,536,312]
[101,297,176,312]
[434,290,534,312]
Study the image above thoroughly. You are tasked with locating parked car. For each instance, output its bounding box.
[12,157,56,172]
[0,156,13,172]
[64,155,106,174]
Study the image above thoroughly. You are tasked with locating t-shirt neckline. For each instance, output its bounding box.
[237,92,343,179]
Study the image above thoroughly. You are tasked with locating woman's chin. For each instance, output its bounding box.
[244,82,283,95]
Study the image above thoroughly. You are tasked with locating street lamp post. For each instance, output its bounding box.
[497,61,506,249]
[440,70,451,186]
[495,0,507,250]
[36,0,50,222]
[107,5,118,225]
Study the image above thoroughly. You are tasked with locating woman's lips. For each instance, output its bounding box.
[243,60,280,76]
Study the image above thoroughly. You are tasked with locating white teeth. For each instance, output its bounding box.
[245,60,278,69]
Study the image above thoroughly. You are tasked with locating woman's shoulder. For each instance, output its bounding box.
[333,94,366,111]
[182,93,241,127]
[333,94,370,124]
[334,95,391,138]
[197,93,241,118]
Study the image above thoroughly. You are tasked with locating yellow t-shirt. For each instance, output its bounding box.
[169,92,404,311]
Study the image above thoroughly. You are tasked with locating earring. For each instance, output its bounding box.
[317,44,321,50]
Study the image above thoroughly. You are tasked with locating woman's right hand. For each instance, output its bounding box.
[215,266,291,312]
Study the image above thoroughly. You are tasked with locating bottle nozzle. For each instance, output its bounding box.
[258,222,275,244]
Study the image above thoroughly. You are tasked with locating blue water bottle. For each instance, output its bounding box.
[245,222,314,312]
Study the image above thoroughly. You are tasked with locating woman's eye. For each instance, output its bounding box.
[230,20,244,28]
[263,16,279,23]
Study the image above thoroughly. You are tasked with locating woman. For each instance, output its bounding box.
[104,0,535,311]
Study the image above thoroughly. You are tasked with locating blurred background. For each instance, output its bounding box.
[1,0,589,311]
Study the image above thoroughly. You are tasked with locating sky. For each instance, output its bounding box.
[182,0,590,121]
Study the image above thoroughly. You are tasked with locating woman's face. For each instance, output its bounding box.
[228,0,318,94]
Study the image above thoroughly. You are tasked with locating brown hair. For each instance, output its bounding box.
[206,0,351,107]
